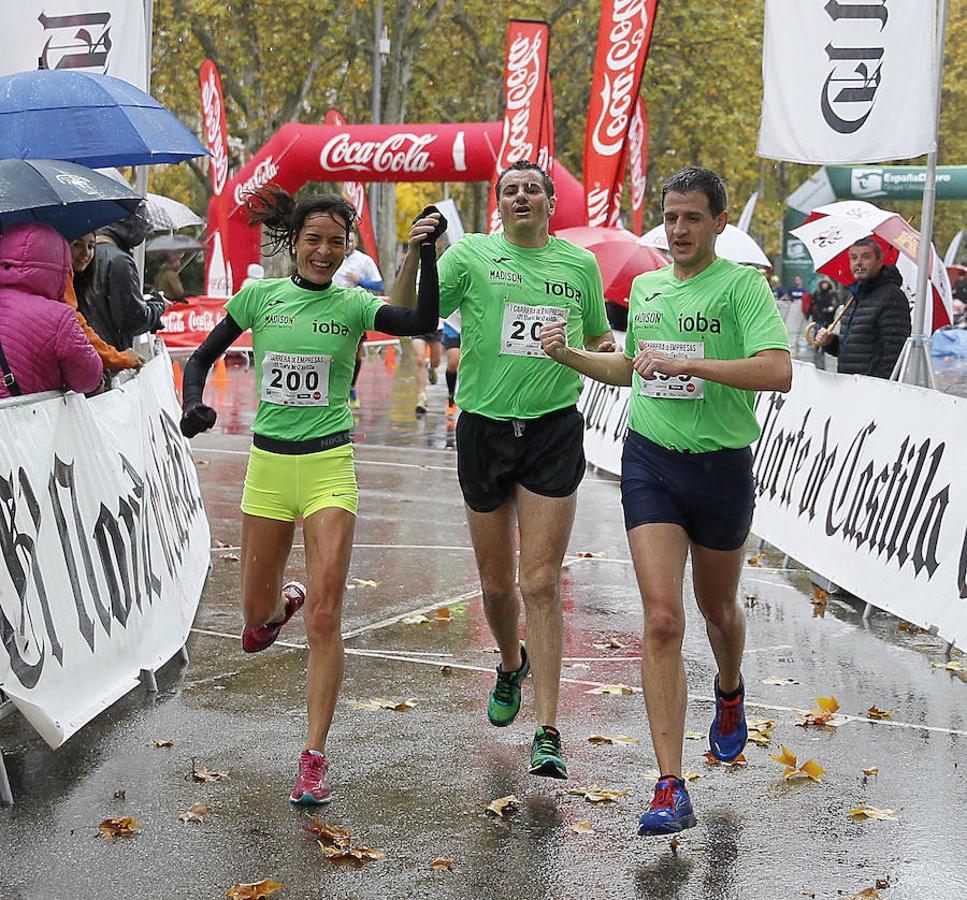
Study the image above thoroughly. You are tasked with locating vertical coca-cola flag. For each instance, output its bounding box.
[537,78,555,175]
[584,0,658,227]
[488,19,551,234]
[628,97,648,235]
[324,109,379,265]
[199,59,233,296]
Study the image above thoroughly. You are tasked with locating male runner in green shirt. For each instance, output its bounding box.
[540,167,791,833]
[394,160,613,778]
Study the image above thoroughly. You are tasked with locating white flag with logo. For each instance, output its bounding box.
[758,0,935,164]
[0,3,147,89]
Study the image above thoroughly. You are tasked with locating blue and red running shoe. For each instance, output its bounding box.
[638,776,697,836]
[709,673,748,761]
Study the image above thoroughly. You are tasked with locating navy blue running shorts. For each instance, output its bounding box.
[620,429,754,551]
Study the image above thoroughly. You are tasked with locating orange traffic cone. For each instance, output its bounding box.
[385,344,397,369]
[213,356,229,385]
[171,359,183,393]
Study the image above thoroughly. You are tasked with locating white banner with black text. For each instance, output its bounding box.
[0,351,209,748]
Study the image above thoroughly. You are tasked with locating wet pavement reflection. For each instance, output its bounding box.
[2,346,966,900]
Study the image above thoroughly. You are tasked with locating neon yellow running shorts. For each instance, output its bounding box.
[241,443,358,522]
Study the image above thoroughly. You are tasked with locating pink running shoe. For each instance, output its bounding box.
[241,581,306,653]
[290,750,333,805]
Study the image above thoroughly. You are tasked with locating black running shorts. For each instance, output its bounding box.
[455,406,586,512]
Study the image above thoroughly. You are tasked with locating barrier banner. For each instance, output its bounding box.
[584,0,658,227]
[758,0,935,164]
[0,351,210,747]
[578,359,967,649]
[488,19,551,233]
[160,296,252,351]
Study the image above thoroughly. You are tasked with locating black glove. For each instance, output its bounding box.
[413,205,449,245]
[180,402,217,438]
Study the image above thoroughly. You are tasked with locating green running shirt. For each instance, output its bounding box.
[439,233,610,420]
[225,277,384,441]
[624,258,789,453]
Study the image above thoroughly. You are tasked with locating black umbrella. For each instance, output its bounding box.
[145,234,205,253]
[0,159,142,240]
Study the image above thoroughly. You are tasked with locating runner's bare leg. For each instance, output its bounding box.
[691,543,746,694]
[240,513,295,627]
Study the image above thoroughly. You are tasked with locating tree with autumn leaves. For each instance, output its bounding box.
[151,1,967,275]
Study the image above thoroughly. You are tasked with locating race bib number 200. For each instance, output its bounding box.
[500,303,565,358]
[261,351,331,407]
[637,340,705,400]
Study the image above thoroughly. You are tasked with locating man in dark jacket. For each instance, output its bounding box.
[816,238,911,378]
[82,208,170,351]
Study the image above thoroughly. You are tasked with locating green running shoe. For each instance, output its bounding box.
[487,642,530,727]
[529,725,567,779]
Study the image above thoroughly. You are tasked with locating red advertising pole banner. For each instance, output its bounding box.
[629,97,648,235]
[537,77,555,176]
[487,19,551,234]
[324,108,380,266]
[199,59,232,296]
[583,0,658,228]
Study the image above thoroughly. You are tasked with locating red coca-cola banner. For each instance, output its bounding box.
[199,59,232,295]
[537,78,555,175]
[629,97,648,235]
[324,108,379,266]
[583,0,658,227]
[160,297,252,351]
[488,19,551,233]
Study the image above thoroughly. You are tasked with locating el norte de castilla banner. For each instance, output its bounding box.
[0,352,210,748]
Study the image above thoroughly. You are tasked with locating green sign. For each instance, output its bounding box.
[781,208,816,287]
[827,166,967,201]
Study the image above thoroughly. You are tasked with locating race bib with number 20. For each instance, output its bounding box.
[500,303,565,358]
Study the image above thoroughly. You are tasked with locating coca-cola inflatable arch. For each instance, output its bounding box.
[206,121,587,295]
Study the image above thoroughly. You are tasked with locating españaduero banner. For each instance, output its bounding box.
[758,0,935,165]
[579,360,967,649]
[0,351,210,748]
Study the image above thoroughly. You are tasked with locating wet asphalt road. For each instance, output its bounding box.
[2,349,966,900]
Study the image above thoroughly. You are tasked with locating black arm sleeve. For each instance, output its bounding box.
[373,243,439,336]
[182,313,243,409]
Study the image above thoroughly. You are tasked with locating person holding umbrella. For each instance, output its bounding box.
[814,239,911,378]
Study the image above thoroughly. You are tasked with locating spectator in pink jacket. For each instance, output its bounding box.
[0,222,104,399]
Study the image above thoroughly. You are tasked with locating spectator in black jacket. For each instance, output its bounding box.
[815,238,911,378]
[82,207,171,352]
[808,279,838,329]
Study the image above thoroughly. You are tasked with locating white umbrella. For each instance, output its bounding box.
[143,192,203,231]
[639,223,771,268]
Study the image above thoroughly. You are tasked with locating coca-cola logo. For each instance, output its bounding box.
[201,71,229,196]
[320,133,436,174]
[586,186,612,228]
[234,156,279,205]
[591,0,648,157]
[500,32,545,166]
[628,104,646,208]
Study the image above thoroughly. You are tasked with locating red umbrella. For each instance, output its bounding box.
[556,226,668,308]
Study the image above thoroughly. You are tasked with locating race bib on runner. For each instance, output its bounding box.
[261,351,331,407]
[500,303,565,358]
[637,340,705,400]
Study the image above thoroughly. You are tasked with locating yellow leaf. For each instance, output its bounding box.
[848,804,898,822]
[430,857,454,871]
[567,785,629,803]
[847,889,881,900]
[684,730,704,741]
[811,585,829,606]
[178,802,210,823]
[318,841,386,862]
[931,660,964,672]
[682,771,702,782]
[747,552,765,566]
[349,846,387,861]
[152,739,174,748]
[866,706,892,720]
[225,880,284,900]
[352,578,378,588]
[813,695,840,714]
[704,751,747,767]
[486,795,521,818]
[669,835,680,854]
[592,637,624,650]
[863,767,880,778]
[98,816,142,839]
[434,607,452,621]
[585,683,636,696]
[587,734,639,746]
[401,614,430,625]
[799,759,826,782]
[568,820,594,834]
[770,746,798,769]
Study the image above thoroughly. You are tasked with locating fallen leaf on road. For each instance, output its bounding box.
[669,835,680,854]
[352,698,415,712]
[303,817,351,847]
[569,821,594,834]
[704,751,747,768]
[797,695,841,727]
[811,585,829,607]
[178,802,210,824]
[797,759,826,782]
[848,804,898,822]
[98,816,141,839]
[401,614,430,625]
[576,551,606,558]
[761,677,799,686]
[195,459,210,466]
[352,578,378,588]
[430,857,454,871]
[434,607,452,621]
[748,719,776,746]
[770,746,825,782]
[587,734,639,746]
[440,665,453,676]
[225,881,284,899]
[190,759,229,782]
[585,683,635,696]
[866,706,892,720]
[931,660,964,672]
[319,841,387,862]
[898,621,927,634]
[592,638,624,650]
[684,730,704,741]
[747,552,765,566]
[222,553,241,562]
[847,890,881,900]
[152,739,174,748]
[567,785,629,803]
[486,795,521,818]
[212,538,230,548]
[863,767,880,779]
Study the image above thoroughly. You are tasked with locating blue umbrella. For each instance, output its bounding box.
[0,159,143,240]
[0,70,208,168]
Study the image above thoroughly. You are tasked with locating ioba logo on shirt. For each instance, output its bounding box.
[678,311,721,334]
[490,268,523,285]
[544,281,583,301]
[312,319,351,336]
